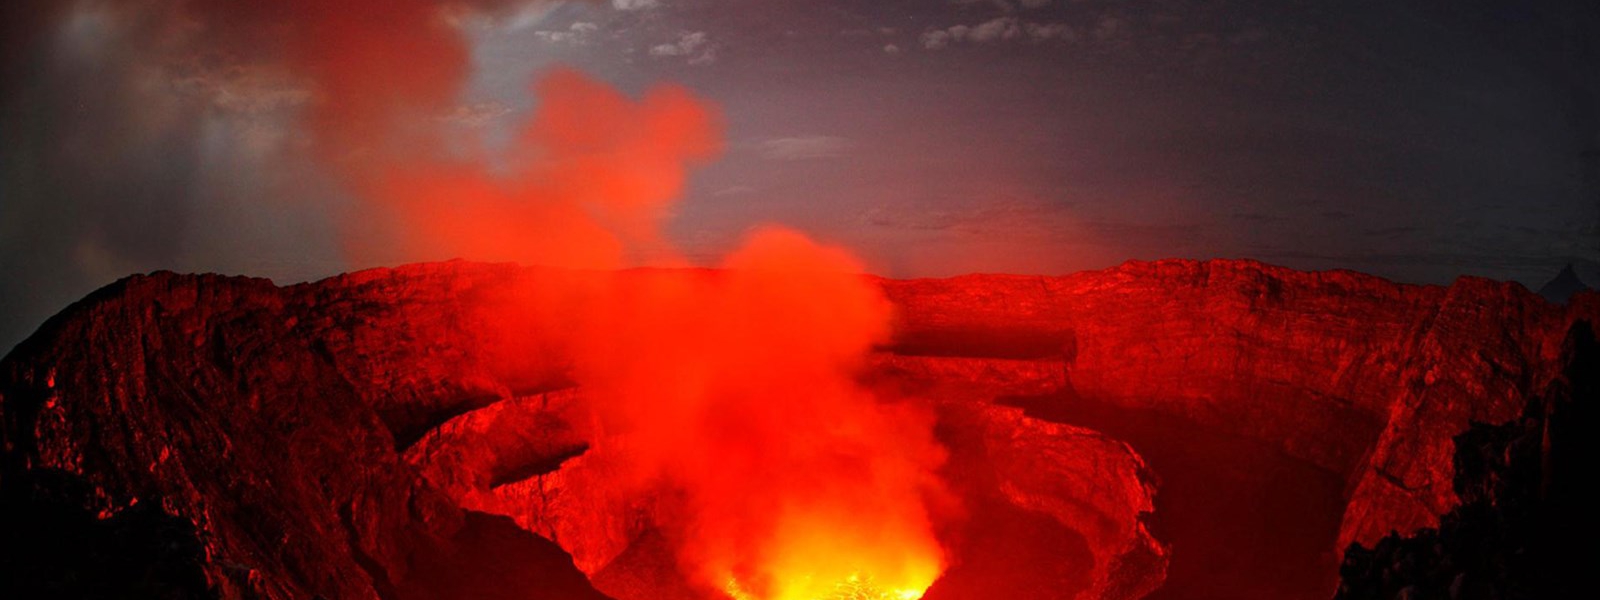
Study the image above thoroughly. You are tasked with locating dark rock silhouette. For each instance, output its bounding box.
[1,468,211,599]
[1536,263,1591,304]
[1335,321,1596,600]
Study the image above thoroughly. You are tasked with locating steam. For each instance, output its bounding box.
[5,1,951,596]
[181,0,718,267]
[353,67,720,267]
[572,228,948,598]
[258,2,954,593]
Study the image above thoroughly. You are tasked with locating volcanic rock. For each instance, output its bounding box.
[2,258,1594,599]
[0,272,607,600]
[1335,321,1597,599]
[402,379,1166,600]
[878,260,1597,551]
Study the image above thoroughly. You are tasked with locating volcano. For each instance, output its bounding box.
[2,259,1595,599]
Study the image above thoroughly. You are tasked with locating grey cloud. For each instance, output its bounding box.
[920,17,1071,50]
[758,136,852,160]
[649,31,715,64]
[970,18,1021,42]
[858,198,1070,234]
[613,0,661,11]
[440,101,514,127]
[1,0,551,348]
[535,21,601,44]
[1092,15,1123,41]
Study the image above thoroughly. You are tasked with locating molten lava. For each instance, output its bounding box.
[568,228,949,599]
[204,0,954,587]
[724,571,929,600]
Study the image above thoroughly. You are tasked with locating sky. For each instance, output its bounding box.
[3,0,1598,348]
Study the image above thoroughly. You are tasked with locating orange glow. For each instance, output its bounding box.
[355,67,720,268]
[353,66,951,600]
[238,0,951,590]
[571,228,948,600]
[725,571,930,600]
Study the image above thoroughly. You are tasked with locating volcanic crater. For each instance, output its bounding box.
[3,258,1594,600]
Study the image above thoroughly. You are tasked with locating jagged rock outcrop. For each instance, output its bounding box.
[0,273,608,600]
[945,404,1165,600]
[2,258,1592,598]
[879,260,1597,551]
[1335,322,1596,599]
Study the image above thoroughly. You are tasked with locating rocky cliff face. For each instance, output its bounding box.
[1335,322,1596,599]
[879,260,1597,551]
[2,259,1592,599]
[0,272,609,600]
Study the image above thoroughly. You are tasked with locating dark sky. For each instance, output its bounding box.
[3,0,1598,348]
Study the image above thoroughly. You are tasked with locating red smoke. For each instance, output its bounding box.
[373,69,719,268]
[572,228,949,598]
[177,1,951,597]
[185,0,716,267]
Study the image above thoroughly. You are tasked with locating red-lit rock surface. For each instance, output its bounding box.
[878,260,1598,551]
[3,259,1594,599]
[0,272,608,600]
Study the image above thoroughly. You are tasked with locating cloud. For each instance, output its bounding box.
[884,44,901,54]
[0,0,354,347]
[1093,15,1123,41]
[439,101,513,127]
[970,18,1022,42]
[949,0,1044,11]
[650,31,716,65]
[758,135,852,160]
[164,61,310,116]
[920,17,1071,50]
[492,2,559,31]
[0,0,681,347]
[859,198,1069,234]
[713,185,757,197]
[612,0,661,10]
[535,21,600,44]
[1025,22,1071,42]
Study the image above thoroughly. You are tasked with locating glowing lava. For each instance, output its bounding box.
[569,228,949,600]
[724,571,931,600]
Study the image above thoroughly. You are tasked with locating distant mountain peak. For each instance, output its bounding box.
[1538,263,1591,304]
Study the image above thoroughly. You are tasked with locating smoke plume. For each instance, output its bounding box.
[4,1,951,597]
[176,0,716,267]
[570,228,949,598]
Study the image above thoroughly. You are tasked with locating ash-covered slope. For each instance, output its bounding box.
[2,259,1593,599]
